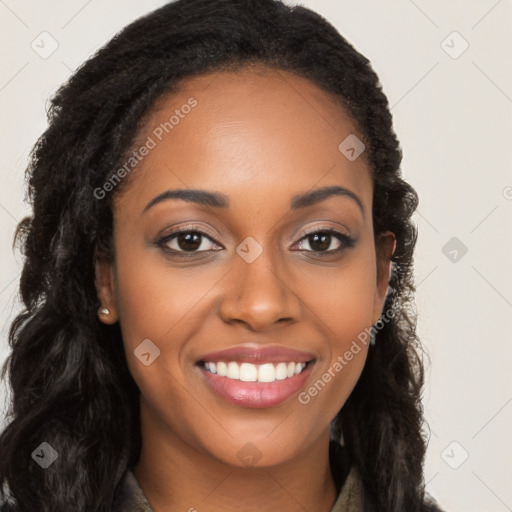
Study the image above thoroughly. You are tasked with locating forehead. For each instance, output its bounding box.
[115,66,372,217]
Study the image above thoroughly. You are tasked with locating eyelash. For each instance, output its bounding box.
[154,225,356,258]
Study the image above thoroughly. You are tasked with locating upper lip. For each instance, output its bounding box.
[197,343,316,365]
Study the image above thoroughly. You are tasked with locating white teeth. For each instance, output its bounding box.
[202,361,308,382]
[275,362,288,380]
[258,363,276,382]
[239,362,258,382]
[227,362,239,379]
[217,361,227,377]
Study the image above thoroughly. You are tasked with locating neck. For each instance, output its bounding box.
[133,402,338,512]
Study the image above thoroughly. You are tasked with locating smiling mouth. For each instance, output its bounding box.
[195,358,316,408]
[196,359,315,383]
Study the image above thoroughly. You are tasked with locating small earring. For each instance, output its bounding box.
[99,307,110,315]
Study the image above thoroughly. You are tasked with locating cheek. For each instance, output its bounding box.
[305,250,377,339]
[112,251,201,427]
[295,251,377,417]
[111,238,227,404]
[113,240,219,348]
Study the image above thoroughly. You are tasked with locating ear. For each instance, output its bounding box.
[371,230,396,325]
[94,251,119,325]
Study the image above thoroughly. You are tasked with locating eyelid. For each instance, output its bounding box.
[158,223,221,243]
[294,223,351,242]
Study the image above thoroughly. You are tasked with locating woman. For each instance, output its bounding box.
[0,0,445,511]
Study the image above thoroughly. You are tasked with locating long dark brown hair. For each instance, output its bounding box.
[1,1,434,510]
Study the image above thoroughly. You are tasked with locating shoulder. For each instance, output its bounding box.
[361,491,447,512]
[112,468,154,512]
[328,440,447,512]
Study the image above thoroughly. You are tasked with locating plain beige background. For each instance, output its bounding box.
[1,1,511,511]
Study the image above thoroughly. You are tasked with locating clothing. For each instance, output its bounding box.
[111,441,445,511]
[0,441,445,511]
[112,441,366,511]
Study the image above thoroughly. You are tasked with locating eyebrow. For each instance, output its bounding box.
[143,185,364,216]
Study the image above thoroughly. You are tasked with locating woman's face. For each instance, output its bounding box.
[97,66,395,468]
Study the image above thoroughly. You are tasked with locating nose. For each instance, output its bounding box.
[219,243,302,331]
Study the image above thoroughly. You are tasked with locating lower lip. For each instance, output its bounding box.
[198,363,314,409]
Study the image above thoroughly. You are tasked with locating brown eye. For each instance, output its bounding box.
[302,232,335,252]
[156,228,221,255]
[294,229,356,255]
[174,232,203,252]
